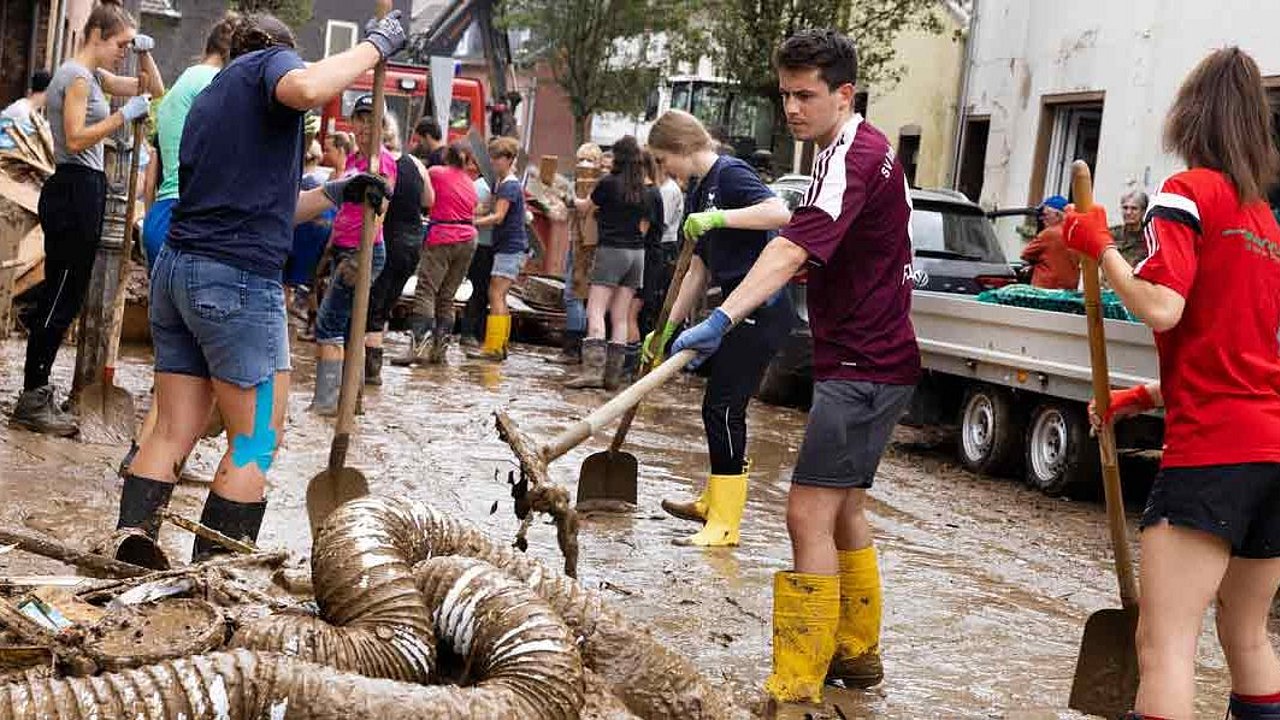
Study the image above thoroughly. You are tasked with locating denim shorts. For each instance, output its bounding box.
[150,245,291,389]
[491,251,528,280]
[316,242,387,345]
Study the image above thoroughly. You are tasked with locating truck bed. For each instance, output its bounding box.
[912,290,1159,404]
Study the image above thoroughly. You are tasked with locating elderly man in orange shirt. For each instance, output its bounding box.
[1021,194,1080,289]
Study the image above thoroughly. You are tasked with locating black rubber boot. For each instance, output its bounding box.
[192,492,267,563]
[116,474,175,539]
[603,342,627,391]
[117,441,139,479]
[364,347,383,386]
[621,341,641,381]
[1230,694,1280,719]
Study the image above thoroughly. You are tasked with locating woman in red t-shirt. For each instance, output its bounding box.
[1066,48,1280,719]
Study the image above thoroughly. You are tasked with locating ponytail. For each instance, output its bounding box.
[84,0,134,41]
[228,13,296,60]
[204,12,240,64]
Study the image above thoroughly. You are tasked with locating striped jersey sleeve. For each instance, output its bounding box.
[781,114,877,265]
[1135,173,1202,297]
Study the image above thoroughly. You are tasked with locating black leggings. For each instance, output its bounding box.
[698,294,794,475]
[367,229,422,332]
[462,243,495,341]
[25,165,108,391]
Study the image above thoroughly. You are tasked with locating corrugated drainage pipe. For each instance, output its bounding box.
[232,497,438,683]
[0,556,584,719]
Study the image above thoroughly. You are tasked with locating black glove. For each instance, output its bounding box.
[323,173,390,214]
[364,10,407,59]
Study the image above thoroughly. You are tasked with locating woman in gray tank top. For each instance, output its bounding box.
[11,0,163,437]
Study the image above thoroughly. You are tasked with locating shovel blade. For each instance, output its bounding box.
[77,382,137,444]
[576,450,638,510]
[1068,606,1140,717]
[306,467,369,539]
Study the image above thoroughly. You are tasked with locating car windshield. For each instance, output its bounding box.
[911,203,1007,264]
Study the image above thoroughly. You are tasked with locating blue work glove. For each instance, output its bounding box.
[130,34,155,53]
[670,308,734,370]
[365,10,408,59]
[120,94,151,123]
[323,172,390,214]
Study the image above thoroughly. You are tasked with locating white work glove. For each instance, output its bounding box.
[121,94,151,123]
[130,34,155,53]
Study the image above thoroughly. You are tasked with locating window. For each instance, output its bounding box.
[325,20,358,58]
[1046,105,1102,199]
[956,116,989,203]
[898,130,921,188]
[911,204,1008,263]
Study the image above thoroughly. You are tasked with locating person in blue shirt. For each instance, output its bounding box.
[469,136,527,361]
[644,109,793,548]
[112,10,406,563]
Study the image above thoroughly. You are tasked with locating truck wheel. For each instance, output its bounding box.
[1023,401,1100,496]
[956,385,1023,477]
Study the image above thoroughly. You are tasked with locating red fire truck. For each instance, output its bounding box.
[318,62,488,148]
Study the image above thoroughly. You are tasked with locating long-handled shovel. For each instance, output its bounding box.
[79,86,145,440]
[305,0,391,538]
[575,227,700,507]
[1067,159,1140,717]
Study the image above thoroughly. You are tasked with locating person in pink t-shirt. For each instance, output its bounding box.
[394,141,479,365]
[310,94,397,415]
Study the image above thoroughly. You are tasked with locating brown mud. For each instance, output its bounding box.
[0,337,1269,718]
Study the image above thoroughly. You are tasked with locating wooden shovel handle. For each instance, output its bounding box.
[102,103,147,384]
[1072,160,1139,608]
[606,223,702,452]
[544,350,696,462]
[332,1,391,442]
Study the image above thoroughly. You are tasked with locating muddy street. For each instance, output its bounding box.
[0,335,1261,718]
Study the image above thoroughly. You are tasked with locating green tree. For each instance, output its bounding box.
[499,0,692,145]
[233,0,315,29]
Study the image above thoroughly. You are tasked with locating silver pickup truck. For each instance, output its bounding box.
[909,290,1161,495]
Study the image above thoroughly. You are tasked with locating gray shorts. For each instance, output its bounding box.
[591,246,644,289]
[792,380,914,489]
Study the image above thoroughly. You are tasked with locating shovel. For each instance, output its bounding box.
[1067,159,1140,717]
[78,92,145,438]
[305,0,391,538]
[576,222,701,507]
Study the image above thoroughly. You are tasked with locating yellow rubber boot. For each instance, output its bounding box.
[827,546,884,689]
[673,471,746,546]
[467,314,510,361]
[763,572,840,707]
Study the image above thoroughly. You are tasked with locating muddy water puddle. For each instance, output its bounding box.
[0,336,1265,717]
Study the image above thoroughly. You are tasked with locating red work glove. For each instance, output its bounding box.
[1064,205,1115,261]
[1088,384,1155,429]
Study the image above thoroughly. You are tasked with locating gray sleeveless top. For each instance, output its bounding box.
[46,61,112,171]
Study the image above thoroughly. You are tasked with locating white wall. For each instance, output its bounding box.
[969,0,1280,243]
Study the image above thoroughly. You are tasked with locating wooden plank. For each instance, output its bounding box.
[0,152,53,180]
[5,126,42,166]
[30,115,55,165]
[0,212,37,338]
[0,175,40,215]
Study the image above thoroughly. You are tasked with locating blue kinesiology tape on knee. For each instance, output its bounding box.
[231,378,279,472]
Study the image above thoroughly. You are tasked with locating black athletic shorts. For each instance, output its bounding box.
[1140,463,1280,559]
[791,380,914,489]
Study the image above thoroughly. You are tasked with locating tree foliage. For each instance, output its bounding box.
[498,0,691,145]
[706,0,947,98]
[232,0,315,30]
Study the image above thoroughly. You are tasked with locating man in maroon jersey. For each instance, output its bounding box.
[670,28,920,714]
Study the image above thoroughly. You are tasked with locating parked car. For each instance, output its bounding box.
[755,176,1018,407]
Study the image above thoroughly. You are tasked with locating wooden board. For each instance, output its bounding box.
[0,175,40,215]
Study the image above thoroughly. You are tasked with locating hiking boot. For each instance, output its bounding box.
[364,347,384,386]
[10,386,78,437]
[565,339,607,388]
[826,650,884,690]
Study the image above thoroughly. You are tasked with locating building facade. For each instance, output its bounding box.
[958,0,1280,254]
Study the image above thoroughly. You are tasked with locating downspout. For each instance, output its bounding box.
[949,0,979,190]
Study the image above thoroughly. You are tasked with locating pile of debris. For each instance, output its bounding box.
[0,496,750,720]
[0,115,53,338]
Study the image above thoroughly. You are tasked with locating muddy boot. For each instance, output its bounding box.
[661,489,708,524]
[364,347,384,386]
[10,385,78,437]
[827,546,884,689]
[309,358,342,417]
[603,342,627,391]
[547,330,584,365]
[117,441,139,478]
[115,474,175,539]
[191,492,267,563]
[764,572,840,709]
[621,341,641,381]
[565,339,607,389]
[1229,694,1280,719]
[674,471,746,547]
[427,319,451,364]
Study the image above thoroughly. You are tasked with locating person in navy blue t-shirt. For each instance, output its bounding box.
[644,109,793,549]
[469,136,528,361]
[114,10,406,564]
